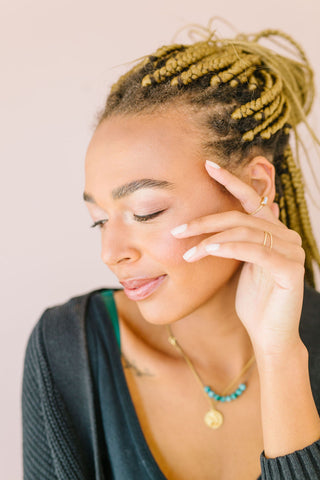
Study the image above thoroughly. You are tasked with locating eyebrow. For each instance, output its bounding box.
[83,178,175,203]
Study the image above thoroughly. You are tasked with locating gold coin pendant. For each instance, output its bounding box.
[204,409,224,429]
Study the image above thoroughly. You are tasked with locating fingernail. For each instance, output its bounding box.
[171,224,187,236]
[183,246,197,261]
[205,243,220,253]
[205,160,221,169]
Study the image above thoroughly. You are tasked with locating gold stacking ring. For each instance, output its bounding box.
[263,231,273,249]
[249,196,268,216]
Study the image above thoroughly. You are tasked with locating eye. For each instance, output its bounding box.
[90,219,108,229]
[90,209,166,229]
[133,209,166,222]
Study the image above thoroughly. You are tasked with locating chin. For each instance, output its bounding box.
[133,286,211,326]
[134,265,241,326]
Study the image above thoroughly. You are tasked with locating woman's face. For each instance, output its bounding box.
[84,108,242,324]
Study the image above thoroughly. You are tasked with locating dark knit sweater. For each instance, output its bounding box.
[22,285,320,479]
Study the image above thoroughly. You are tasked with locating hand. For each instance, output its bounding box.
[171,160,306,358]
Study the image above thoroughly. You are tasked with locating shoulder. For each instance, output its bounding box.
[302,283,320,317]
[24,287,113,370]
[300,283,320,352]
[23,287,117,422]
[299,284,320,413]
[22,290,104,479]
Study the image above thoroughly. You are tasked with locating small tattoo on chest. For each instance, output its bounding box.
[121,353,154,377]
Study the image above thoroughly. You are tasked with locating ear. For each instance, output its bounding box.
[244,156,276,202]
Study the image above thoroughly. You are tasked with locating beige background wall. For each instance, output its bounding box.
[1,0,319,478]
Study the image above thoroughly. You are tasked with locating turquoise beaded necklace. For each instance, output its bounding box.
[204,382,247,402]
[166,324,256,429]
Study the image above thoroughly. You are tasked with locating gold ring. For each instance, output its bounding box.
[269,231,273,250]
[249,196,268,216]
[262,231,273,249]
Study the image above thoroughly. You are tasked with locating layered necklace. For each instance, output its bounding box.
[166,324,256,429]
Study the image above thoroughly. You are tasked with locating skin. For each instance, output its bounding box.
[85,110,251,370]
[84,107,320,461]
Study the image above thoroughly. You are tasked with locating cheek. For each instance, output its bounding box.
[147,227,241,284]
[146,229,200,266]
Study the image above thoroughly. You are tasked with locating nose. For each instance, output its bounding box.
[100,221,141,266]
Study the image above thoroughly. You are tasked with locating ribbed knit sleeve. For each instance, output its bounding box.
[260,439,320,479]
[22,321,56,479]
[22,317,88,480]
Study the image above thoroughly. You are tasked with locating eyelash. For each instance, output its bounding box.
[90,209,166,229]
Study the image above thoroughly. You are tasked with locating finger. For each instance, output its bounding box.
[182,227,305,263]
[171,210,300,245]
[184,241,305,289]
[270,202,280,219]
[205,160,275,220]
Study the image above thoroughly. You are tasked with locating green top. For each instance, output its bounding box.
[100,290,121,350]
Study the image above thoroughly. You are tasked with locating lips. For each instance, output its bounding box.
[120,275,167,301]
[120,276,165,290]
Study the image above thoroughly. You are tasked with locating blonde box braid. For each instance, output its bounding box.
[99,28,320,286]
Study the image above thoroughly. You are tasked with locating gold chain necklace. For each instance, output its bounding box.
[166,324,256,429]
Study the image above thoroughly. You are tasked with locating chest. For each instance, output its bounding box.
[122,357,263,480]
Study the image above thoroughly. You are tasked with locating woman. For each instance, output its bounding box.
[22,24,320,479]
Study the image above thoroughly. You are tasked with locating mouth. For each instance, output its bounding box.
[120,275,167,301]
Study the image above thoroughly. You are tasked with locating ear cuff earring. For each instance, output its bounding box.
[249,196,268,216]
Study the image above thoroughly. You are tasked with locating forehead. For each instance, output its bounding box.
[86,111,203,170]
[84,111,207,201]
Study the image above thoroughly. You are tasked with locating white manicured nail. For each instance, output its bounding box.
[205,160,221,169]
[171,224,187,236]
[205,243,220,253]
[183,246,197,260]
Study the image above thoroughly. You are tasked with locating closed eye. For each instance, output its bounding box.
[90,209,166,229]
[133,209,166,222]
[90,219,108,229]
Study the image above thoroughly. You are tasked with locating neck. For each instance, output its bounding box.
[164,272,254,380]
[116,270,255,382]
